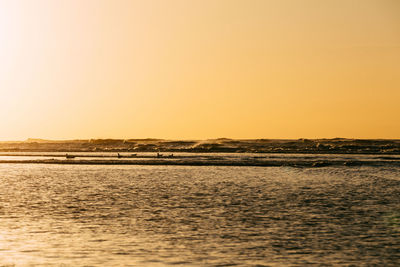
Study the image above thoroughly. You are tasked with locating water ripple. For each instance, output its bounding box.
[0,165,398,266]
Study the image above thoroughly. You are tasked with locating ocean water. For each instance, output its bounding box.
[0,163,399,266]
[1,152,400,167]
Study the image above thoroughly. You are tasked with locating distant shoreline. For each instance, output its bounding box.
[1,159,399,167]
[1,152,399,167]
[0,138,399,154]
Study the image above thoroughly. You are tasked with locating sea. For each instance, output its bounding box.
[0,153,399,266]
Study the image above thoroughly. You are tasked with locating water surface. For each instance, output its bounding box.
[0,164,399,266]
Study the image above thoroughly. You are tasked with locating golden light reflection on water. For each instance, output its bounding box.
[0,163,399,266]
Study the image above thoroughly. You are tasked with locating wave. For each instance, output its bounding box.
[1,138,400,154]
[1,153,399,167]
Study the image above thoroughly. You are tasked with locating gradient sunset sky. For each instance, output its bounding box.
[0,0,399,140]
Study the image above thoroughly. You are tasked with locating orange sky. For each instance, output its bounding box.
[0,0,399,140]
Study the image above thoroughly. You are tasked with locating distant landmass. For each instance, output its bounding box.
[0,138,399,154]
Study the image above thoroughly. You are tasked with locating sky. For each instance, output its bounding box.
[0,0,399,140]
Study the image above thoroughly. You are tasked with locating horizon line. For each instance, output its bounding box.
[1,137,400,143]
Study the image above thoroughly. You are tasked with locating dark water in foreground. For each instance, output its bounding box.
[0,164,399,266]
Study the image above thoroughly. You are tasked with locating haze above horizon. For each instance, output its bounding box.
[1,0,399,141]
